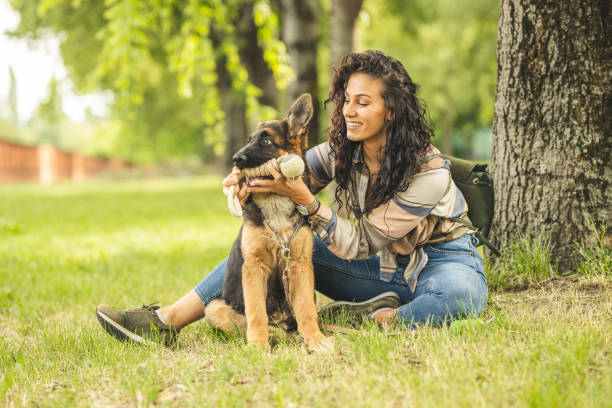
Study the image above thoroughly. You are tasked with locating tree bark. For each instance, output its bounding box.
[279,0,320,147]
[217,60,247,170]
[239,3,278,108]
[492,0,611,270]
[329,0,363,69]
[327,0,364,217]
[218,3,280,170]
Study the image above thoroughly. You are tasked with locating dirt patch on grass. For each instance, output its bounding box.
[489,276,611,317]
[0,315,21,342]
[493,275,610,294]
[158,383,190,404]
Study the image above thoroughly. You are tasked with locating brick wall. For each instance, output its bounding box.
[0,139,132,183]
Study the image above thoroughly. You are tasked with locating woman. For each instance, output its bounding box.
[96,51,487,346]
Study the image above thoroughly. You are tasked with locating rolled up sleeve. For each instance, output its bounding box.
[306,142,334,194]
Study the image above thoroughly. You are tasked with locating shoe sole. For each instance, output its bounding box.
[96,309,151,346]
[318,291,402,319]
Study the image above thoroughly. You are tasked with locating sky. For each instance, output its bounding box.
[0,0,108,123]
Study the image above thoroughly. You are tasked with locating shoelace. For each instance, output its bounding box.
[127,302,160,312]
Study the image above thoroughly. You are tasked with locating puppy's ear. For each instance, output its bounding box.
[284,94,313,139]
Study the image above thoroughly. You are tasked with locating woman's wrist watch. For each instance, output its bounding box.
[296,197,320,216]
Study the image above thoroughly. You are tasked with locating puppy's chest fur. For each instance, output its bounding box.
[252,193,300,236]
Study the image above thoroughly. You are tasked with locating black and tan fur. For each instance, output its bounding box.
[205,94,329,349]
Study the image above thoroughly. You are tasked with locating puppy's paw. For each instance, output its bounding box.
[306,335,335,353]
[247,339,271,351]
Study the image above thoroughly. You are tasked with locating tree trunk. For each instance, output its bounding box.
[492,0,611,270]
[217,61,247,170]
[239,3,278,108]
[329,0,363,69]
[327,0,364,217]
[279,0,320,147]
[218,3,280,171]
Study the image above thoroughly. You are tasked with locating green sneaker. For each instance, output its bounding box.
[96,303,179,347]
[318,292,402,321]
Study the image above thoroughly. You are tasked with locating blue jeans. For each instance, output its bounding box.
[194,233,488,328]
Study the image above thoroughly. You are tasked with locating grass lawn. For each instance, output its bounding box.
[1,177,610,407]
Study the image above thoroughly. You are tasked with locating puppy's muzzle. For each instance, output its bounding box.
[226,155,305,218]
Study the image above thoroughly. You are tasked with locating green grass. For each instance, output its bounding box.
[486,226,611,291]
[485,233,558,290]
[575,223,612,278]
[1,177,610,407]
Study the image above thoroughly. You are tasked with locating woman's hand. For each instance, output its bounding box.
[222,167,250,207]
[247,164,314,206]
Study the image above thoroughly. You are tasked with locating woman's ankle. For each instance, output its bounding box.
[159,291,206,329]
[159,307,178,328]
[372,307,397,324]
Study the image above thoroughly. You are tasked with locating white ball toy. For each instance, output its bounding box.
[279,154,305,179]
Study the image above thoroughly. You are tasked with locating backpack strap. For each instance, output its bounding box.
[450,216,501,257]
[423,153,444,163]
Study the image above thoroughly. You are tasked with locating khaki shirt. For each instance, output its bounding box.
[306,142,471,292]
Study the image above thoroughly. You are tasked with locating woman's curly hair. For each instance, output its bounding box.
[325,50,435,215]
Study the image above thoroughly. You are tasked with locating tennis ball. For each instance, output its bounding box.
[279,154,305,179]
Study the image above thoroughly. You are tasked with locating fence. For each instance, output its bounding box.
[0,139,132,183]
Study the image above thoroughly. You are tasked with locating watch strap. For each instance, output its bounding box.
[307,198,321,216]
[298,197,320,216]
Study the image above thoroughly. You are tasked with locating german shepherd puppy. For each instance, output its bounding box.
[205,94,329,350]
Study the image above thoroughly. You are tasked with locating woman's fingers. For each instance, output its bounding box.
[222,174,239,188]
[248,169,293,194]
[222,167,242,191]
[247,179,275,193]
[246,164,310,203]
[237,182,250,206]
[267,164,283,180]
[246,165,283,193]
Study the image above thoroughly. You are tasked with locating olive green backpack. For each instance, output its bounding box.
[426,154,501,256]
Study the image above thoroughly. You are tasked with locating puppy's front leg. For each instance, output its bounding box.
[288,229,329,349]
[242,257,271,349]
[289,260,326,348]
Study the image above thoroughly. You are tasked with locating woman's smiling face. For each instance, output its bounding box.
[343,72,389,144]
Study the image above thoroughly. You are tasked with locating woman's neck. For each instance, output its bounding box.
[361,136,386,176]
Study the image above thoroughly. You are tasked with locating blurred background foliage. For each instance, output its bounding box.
[360,0,497,159]
[1,0,498,168]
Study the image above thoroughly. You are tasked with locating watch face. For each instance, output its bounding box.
[297,206,308,215]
